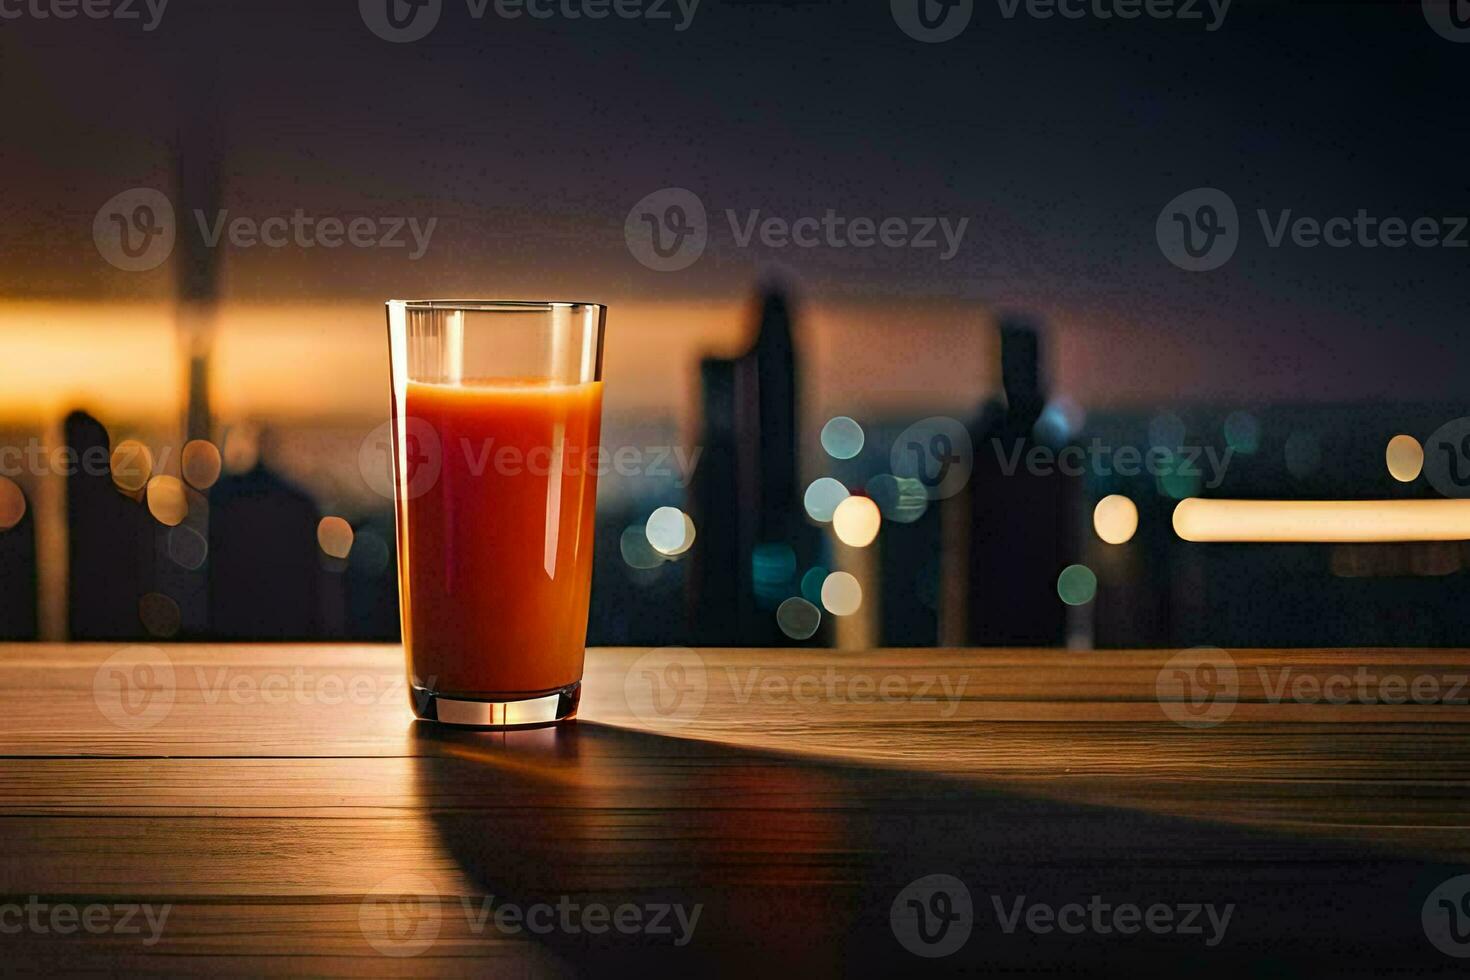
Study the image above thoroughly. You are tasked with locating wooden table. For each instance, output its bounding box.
[3,645,1470,976]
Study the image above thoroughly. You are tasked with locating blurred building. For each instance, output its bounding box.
[65,412,154,640]
[957,319,1081,646]
[13,293,1470,649]
[688,287,822,645]
[207,457,322,639]
[0,479,37,640]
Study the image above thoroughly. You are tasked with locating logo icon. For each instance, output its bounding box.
[359,416,442,501]
[890,873,973,957]
[1422,418,1470,499]
[623,648,707,725]
[1423,0,1470,41]
[892,0,973,43]
[1156,647,1238,728]
[891,417,973,500]
[360,874,441,957]
[624,188,707,271]
[93,188,175,272]
[1156,187,1239,271]
[93,646,176,731]
[1424,874,1470,957]
[360,0,442,42]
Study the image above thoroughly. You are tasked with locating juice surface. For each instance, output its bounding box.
[397,378,602,696]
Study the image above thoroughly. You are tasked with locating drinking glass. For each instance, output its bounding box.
[385,300,606,727]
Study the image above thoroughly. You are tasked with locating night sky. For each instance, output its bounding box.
[2,0,1467,406]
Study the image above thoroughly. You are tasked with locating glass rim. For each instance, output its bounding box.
[388,299,605,313]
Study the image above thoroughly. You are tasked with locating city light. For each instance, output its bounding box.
[317,516,355,559]
[0,477,25,532]
[110,439,152,494]
[775,596,822,639]
[803,477,849,523]
[145,476,187,527]
[820,416,864,459]
[1173,498,1470,542]
[620,524,665,570]
[820,571,862,616]
[181,439,223,490]
[1056,564,1097,605]
[1385,434,1424,482]
[645,506,695,556]
[1092,494,1139,544]
[832,495,881,547]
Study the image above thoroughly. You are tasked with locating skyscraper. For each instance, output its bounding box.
[65,412,152,640]
[961,318,1081,646]
[689,286,813,644]
[0,483,37,640]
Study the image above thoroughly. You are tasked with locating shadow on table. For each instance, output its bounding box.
[410,721,1469,978]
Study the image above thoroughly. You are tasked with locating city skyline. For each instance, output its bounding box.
[4,2,1468,412]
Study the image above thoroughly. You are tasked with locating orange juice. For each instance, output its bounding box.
[396,378,602,698]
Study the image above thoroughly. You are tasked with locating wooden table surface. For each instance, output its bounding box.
[4,644,1470,976]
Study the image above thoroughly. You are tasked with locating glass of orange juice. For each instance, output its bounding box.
[385,300,605,727]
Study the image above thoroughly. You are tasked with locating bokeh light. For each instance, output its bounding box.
[317,516,355,559]
[1034,396,1085,446]
[776,596,822,640]
[1155,453,1202,500]
[110,439,153,493]
[181,439,223,490]
[1223,411,1259,454]
[620,525,666,570]
[1056,564,1098,605]
[820,416,865,459]
[167,525,209,570]
[866,473,928,523]
[145,475,188,527]
[645,505,696,556]
[0,477,26,531]
[222,424,261,474]
[1092,494,1139,544]
[1174,497,1470,542]
[890,416,974,501]
[820,571,863,616]
[138,592,181,638]
[832,495,881,547]
[753,543,798,607]
[803,477,849,523]
[1386,434,1424,483]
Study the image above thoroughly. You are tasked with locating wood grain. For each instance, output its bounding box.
[3,644,1470,976]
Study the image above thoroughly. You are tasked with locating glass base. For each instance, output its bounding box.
[411,682,580,729]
